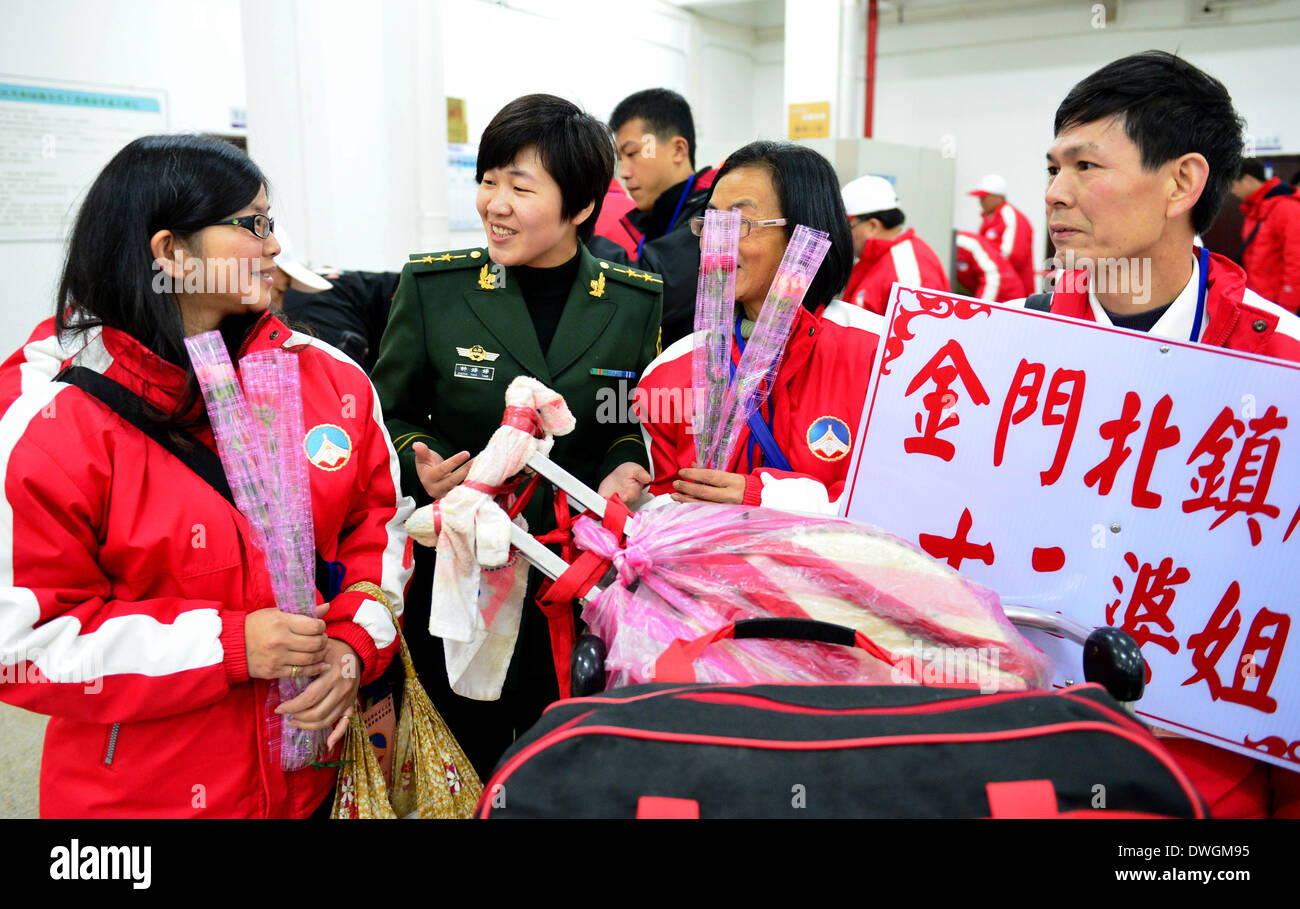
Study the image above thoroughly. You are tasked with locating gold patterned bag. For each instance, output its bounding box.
[331,708,399,819]
[333,582,482,819]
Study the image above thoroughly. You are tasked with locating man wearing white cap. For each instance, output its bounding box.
[970,173,1035,294]
[841,174,949,315]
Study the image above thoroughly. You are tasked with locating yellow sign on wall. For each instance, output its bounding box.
[447,97,468,144]
[788,102,831,139]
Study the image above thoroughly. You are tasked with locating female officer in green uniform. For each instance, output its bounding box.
[371,94,662,774]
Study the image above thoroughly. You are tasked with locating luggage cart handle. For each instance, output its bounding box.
[1004,605,1145,704]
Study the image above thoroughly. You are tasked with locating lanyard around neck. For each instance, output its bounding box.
[728,312,792,472]
[1188,245,1209,343]
[635,173,696,260]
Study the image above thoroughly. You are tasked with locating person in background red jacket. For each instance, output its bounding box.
[840,174,950,314]
[970,173,1036,295]
[954,229,1025,302]
[1230,158,1300,313]
[0,135,412,818]
[592,176,638,258]
[1029,51,1300,818]
[638,141,881,515]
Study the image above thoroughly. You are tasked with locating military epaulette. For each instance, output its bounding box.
[595,259,664,292]
[406,248,488,273]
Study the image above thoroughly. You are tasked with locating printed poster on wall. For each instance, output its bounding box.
[841,285,1300,771]
[0,77,167,242]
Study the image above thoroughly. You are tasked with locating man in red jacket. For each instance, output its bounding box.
[954,229,1024,302]
[841,174,950,314]
[1230,158,1300,313]
[970,174,1035,295]
[1028,50,1300,818]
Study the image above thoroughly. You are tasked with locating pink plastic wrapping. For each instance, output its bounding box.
[710,225,831,469]
[187,333,325,770]
[691,208,740,468]
[577,503,1052,691]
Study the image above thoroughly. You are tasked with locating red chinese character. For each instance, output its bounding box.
[903,339,990,462]
[1183,582,1291,714]
[1183,405,1287,545]
[1084,392,1179,508]
[918,507,994,571]
[1107,551,1187,681]
[994,359,1086,486]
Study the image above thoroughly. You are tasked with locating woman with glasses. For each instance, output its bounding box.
[370,94,662,775]
[637,139,884,514]
[0,134,412,817]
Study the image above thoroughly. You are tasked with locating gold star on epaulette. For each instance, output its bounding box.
[612,266,662,284]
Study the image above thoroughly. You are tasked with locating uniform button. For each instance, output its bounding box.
[470,250,481,258]
[600,261,610,269]
[1253,319,1268,332]
[270,330,280,340]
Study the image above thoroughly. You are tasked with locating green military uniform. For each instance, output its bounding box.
[370,242,662,773]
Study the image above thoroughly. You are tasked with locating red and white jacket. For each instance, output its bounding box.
[637,300,882,514]
[954,230,1025,303]
[0,316,77,419]
[1017,248,1300,361]
[842,229,950,316]
[1239,177,1300,313]
[1014,250,1300,818]
[0,313,413,818]
[980,201,1035,295]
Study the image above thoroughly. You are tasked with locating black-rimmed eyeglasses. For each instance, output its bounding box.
[212,213,275,239]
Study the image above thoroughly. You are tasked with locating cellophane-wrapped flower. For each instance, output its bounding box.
[691,208,741,468]
[710,225,831,469]
[186,333,324,771]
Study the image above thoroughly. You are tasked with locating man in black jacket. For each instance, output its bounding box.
[589,88,718,346]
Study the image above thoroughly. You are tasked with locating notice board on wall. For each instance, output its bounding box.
[0,77,167,242]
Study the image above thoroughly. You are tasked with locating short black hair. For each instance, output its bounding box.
[610,88,697,170]
[1237,158,1266,182]
[477,94,612,242]
[1054,50,1245,235]
[57,133,268,424]
[858,208,905,230]
[712,141,854,313]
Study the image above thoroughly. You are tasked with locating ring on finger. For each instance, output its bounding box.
[291,664,300,678]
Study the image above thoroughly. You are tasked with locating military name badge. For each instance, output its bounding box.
[455,364,495,381]
[807,416,851,461]
[305,423,353,471]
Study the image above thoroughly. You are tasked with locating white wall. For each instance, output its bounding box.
[0,0,246,355]
[441,0,765,247]
[865,0,1300,284]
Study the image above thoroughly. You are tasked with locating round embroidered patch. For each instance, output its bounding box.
[305,423,352,471]
[807,416,851,462]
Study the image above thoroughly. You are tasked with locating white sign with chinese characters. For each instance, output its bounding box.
[841,286,1300,771]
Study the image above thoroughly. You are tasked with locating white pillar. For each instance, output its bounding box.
[241,0,449,271]
[783,0,854,140]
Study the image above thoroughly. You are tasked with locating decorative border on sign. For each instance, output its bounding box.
[1244,734,1300,763]
[879,288,994,376]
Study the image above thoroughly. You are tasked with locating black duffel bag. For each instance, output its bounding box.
[478,680,1207,818]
